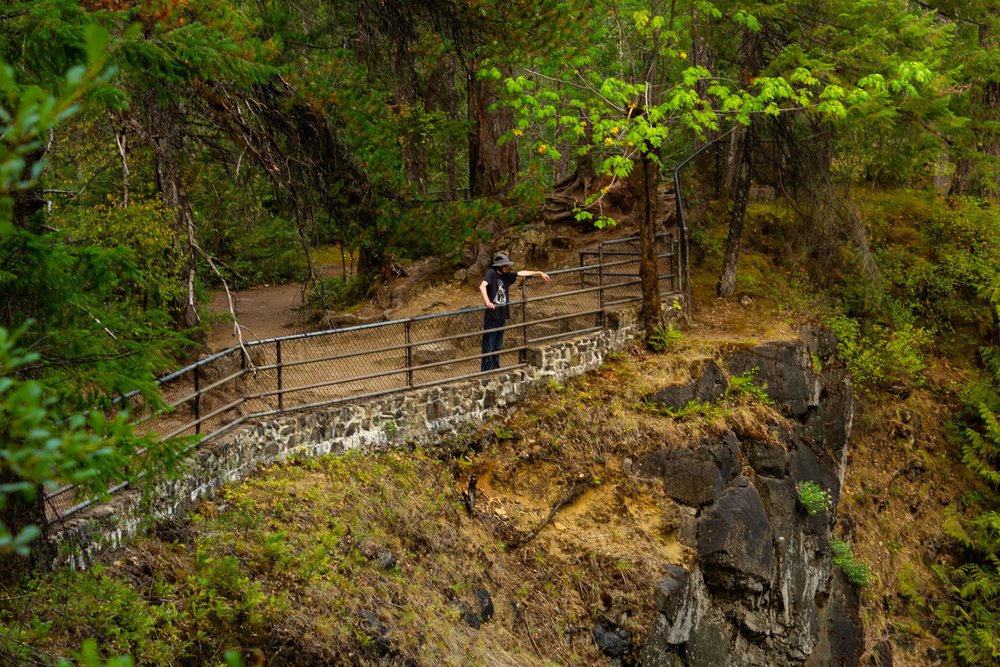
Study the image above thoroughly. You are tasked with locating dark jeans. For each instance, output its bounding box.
[481,319,505,371]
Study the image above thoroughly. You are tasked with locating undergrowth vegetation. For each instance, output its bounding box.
[851,193,1000,664]
[831,539,873,587]
[2,451,512,665]
[689,190,1000,664]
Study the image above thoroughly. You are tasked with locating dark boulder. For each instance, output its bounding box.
[697,477,775,593]
[641,331,861,666]
[461,587,495,629]
[357,609,393,658]
[636,433,740,507]
[654,565,692,622]
[696,361,728,403]
[652,360,728,410]
[726,341,820,417]
[744,437,789,478]
[593,621,632,659]
[807,570,865,667]
[652,382,697,410]
[375,550,397,570]
[684,609,734,667]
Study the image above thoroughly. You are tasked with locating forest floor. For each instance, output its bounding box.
[207,282,311,348]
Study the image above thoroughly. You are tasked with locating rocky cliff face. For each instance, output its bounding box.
[637,327,861,666]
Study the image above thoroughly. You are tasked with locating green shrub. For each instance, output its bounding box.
[831,539,873,586]
[225,217,308,288]
[641,396,726,422]
[0,568,187,664]
[646,325,683,353]
[935,288,1000,666]
[690,225,724,260]
[827,314,930,393]
[58,197,186,311]
[305,275,370,315]
[933,507,1000,666]
[796,481,832,516]
[875,195,1000,332]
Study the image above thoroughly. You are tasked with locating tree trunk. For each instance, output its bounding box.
[630,153,663,333]
[716,23,761,298]
[981,79,1000,198]
[142,93,201,330]
[952,17,999,198]
[429,55,461,199]
[0,469,51,586]
[402,136,428,195]
[717,123,753,297]
[11,148,46,233]
[467,67,519,198]
[690,1,721,194]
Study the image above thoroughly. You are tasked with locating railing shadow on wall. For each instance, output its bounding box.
[44,233,683,521]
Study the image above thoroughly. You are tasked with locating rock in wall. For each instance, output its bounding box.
[639,326,861,666]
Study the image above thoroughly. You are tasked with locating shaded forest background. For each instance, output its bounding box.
[1,0,999,664]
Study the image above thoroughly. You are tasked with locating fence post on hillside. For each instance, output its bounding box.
[597,246,605,327]
[405,319,414,387]
[276,339,284,411]
[520,281,528,363]
[193,365,201,435]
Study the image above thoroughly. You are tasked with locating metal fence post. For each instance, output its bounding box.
[597,245,605,327]
[193,365,201,435]
[520,281,528,363]
[405,319,414,387]
[276,339,284,411]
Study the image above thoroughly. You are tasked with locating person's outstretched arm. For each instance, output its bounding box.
[516,270,550,281]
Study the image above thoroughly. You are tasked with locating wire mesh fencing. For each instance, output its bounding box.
[44,232,683,520]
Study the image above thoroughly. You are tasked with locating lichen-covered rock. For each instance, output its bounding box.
[696,360,728,403]
[592,621,632,659]
[652,360,728,409]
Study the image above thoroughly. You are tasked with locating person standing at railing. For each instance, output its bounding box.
[480,253,550,372]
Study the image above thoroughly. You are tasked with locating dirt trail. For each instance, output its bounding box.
[204,222,637,353]
[207,283,306,351]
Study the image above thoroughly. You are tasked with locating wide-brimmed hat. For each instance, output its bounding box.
[491,253,514,268]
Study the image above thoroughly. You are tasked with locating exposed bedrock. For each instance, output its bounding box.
[638,326,860,666]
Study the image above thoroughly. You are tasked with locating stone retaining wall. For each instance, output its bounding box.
[51,305,669,568]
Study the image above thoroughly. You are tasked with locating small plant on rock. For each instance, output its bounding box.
[493,426,515,440]
[725,369,773,405]
[796,480,832,516]
[831,539,873,586]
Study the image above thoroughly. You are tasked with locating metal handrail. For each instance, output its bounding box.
[44,232,683,520]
